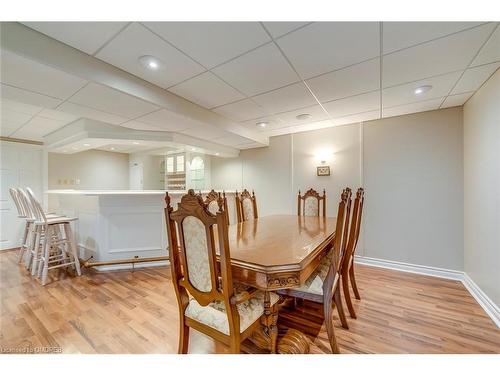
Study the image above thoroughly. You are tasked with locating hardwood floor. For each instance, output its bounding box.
[1,249,499,354]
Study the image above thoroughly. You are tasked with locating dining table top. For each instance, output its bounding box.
[223,215,337,276]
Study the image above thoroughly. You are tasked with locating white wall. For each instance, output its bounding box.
[129,153,164,190]
[0,140,43,250]
[463,69,500,307]
[48,149,129,190]
[211,107,464,270]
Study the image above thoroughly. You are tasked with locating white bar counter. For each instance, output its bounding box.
[47,190,237,270]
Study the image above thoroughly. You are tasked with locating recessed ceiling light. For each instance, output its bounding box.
[83,143,91,147]
[138,55,164,71]
[191,147,196,151]
[256,121,268,128]
[132,142,140,145]
[215,152,220,156]
[296,113,312,121]
[414,85,432,95]
[110,147,115,151]
[71,147,78,150]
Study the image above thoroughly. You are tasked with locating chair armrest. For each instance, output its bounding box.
[230,287,259,304]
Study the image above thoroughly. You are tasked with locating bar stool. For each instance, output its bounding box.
[25,188,81,285]
[8,188,30,263]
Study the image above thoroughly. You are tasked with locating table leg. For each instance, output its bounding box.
[263,291,278,353]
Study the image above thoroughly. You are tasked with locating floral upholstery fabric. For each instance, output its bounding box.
[304,196,319,216]
[182,216,212,292]
[185,291,279,335]
[241,198,254,221]
[207,200,219,216]
[293,248,334,295]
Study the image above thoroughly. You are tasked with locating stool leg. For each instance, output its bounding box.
[41,226,52,286]
[24,223,35,269]
[31,227,43,276]
[65,223,81,276]
[18,222,29,263]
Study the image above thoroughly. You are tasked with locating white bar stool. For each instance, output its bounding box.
[8,188,30,263]
[26,188,81,285]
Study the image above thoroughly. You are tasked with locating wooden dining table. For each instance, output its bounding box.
[221,215,337,354]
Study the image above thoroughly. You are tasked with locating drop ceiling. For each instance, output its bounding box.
[1,21,499,148]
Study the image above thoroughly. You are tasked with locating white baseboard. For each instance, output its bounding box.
[354,255,500,328]
[462,273,500,328]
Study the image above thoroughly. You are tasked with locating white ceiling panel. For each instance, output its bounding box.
[69,82,159,119]
[275,105,329,127]
[212,43,298,96]
[441,92,474,108]
[306,58,380,103]
[37,108,79,123]
[451,62,500,94]
[11,116,68,140]
[0,109,33,127]
[212,99,270,122]
[168,71,245,109]
[323,91,380,118]
[332,110,380,126]
[383,71,462,108]
[1,50,87,100]
[382,98,443,118]
[240,115,286,132]
[382,23,496,87]
[135,109,198,132]
[0,123,22,136]
[144,22,271,69]
[383,22,483,54]
[96,23,205,88]
[252,82,317,114]
[471,24,500,66]
[262,22,310,38]
[276,22,380,79]
[56,102,127,125]
[213,134,256,147]
[23,22,129,55]
[0,84,62,109]
[261,119,334,138]
[179,124,231,141]
[0,98,42,116]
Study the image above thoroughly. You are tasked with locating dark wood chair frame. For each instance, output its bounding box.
[165,189,268,354]
[277,190,350,354]
[235,189,258,223]
[297,188,327,217]
[203,189,230,224]
[340,188,364,319]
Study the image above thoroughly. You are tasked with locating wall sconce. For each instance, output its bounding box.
[314,150,333,176]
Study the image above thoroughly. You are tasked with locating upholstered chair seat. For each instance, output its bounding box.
[185,291,279,335]
[293,249,334,295]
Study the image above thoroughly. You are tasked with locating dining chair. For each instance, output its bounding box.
[277,190,350,354]
[340,188,364,318]
[165,189,278,354]
[204,189,229,224]
[297,188,326,216]
[235,189,258,223]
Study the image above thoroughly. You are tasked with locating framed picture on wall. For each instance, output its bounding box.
[317,166,330,176]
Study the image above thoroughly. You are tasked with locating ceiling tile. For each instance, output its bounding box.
[240,115,286,132]
[56,102,127,125]
[0,50,87,100]
[69,82,159,119]
[0,98,42,116]
[212,43,298,96]
[306,58,380,102]
[262,22,310,38]
[213,134,254,147]
[383,22,483,54]
[332,110,381,126]
[252,82,317,114]
[383,71,461,108]
[96,23,205,88]
[322,91,380,118]
[168,72,245,109]
[275,105,329,127]
[179,124,230,140]
[451,62,500,94]
[144,22,271,69]
[38,108,79,123]
[383,23,496,87]
[382,98,444,118]
[23,22,129,55]
[0,84,62,109]
[11,116,68,140]
[135,109,199,132]
[276,22,380,79]
[212,99,270,122]
[263,119,334,137]
[471,24,500,66]
[441,92,474,108]
[0,109,33,127]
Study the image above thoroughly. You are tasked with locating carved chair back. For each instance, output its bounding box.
[341,188,364,272]
[204,189,229,224]
[235,189,258,223]
[297,188,326,217]
[322,190,349,297]
[341,188,352,256]
[165,189,241,335]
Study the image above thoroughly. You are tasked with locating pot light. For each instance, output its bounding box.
[110,147,116,151]
[83,143,91,147]
[132,142,140,145]
[296,113,312,121]
[256,121,268,128]
[191,147,196,151]
[215,152,220,156]
[414,85,432,95]
[138,55,164,71]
